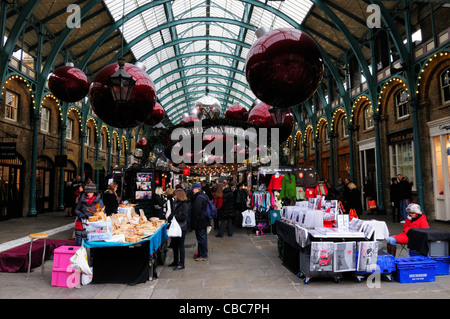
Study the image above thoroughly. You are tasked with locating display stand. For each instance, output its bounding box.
[83,223,167,284]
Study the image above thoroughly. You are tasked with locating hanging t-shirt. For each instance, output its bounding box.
[304,167,319,188]
[267,174,284,192]
[294,168,307,187]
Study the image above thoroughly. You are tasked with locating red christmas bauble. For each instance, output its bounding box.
[179,115,199,125]
[48,65,90,102]
[89,62,156,128]
[136,138,147,149]
[245,28,324,108]
[145,102,165,126]
[247,102,294,143]
[225,104,249,121]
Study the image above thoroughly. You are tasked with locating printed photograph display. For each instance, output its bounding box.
[357,241,378,272]
[333,242,356,272]
[310,242,334,272]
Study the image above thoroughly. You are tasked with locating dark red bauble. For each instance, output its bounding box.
[145,102,165,126]
[245,28,324,108]
[48,65,90,103]
[136,138,147,149]
[225,104,249,121]
[179,115,199,125]
[248,102,294,143]
[89,62,156,128]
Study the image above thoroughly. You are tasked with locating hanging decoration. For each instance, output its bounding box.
[144,102,165,126]
[48,63,90,103]
[248,101,294,143]
[193,95,221,119]
[245,27,324,109]
[89,62,156,128]
[225,103,249,121]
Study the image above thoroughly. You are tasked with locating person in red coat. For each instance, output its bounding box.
[386,203,429,256]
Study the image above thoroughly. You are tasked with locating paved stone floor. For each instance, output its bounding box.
[1,211,450,302]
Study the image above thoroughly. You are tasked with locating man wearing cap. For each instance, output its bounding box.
[386,203,429,256]
[190,183,209,261]
[74,183,104,246]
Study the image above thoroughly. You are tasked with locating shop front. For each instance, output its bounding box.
[0,153,24,220]
[428,117,450,221]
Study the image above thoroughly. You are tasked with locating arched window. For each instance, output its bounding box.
[364,105,374,130]
[395,89,409,120]
[440,67,450,105]
[341,116,348,138]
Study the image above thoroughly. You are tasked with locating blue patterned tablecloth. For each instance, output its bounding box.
[84,223,167,255]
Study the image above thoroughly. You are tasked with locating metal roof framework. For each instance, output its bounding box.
[1,0,408,125]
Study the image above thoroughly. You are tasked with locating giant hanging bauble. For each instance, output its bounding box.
[247,101,294,143]
[144,102,165,126]
[225,103,249,121]
[48,65,90,103]
[245,28,324,108]
[179,115,199,125]
[89,62,156,128]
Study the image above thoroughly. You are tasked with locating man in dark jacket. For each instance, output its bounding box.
[216,182,235,237]
[190,183,209,261]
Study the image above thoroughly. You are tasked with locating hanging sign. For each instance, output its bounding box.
[0,142,16,159]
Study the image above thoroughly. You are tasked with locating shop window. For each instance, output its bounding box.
[4,90,18,122]
[364,105,374,130]
[390,141,416,191]
[66,118,74,140]
[441,67,450,105]
[40,107,50,132]
[395,89,409,120]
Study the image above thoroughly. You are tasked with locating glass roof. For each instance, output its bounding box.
[103,0,313,124]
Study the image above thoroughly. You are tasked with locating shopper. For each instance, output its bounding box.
[397,174,414,223]
[165,187,175,219]
[386,203,429,256]
[213,183,223,230]
[168,188,190,270]
[201,180,213,200]
[63,181,74,217]
[390,177,400,222]
[74,183,104,246]
[335,178,345,202]
[190,183,209,261]
[216,181,235,237]
[102,182,119,216]
[152,186,166,219]
[236,183,249,213]
[345,182,363,217]
[363,177,376,214]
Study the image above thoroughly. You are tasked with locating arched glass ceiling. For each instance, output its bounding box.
[103,0,313,124]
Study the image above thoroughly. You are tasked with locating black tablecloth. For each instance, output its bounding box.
[274,220,300,274]
[407,228,450,256]
[91,241,150,285]
[274,220,301,250]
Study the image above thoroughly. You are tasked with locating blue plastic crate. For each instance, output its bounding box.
[394,256,437,283]
[409,250,450,276]
[355,250,396,275]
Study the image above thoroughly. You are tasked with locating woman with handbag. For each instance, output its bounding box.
[167,188,190,270]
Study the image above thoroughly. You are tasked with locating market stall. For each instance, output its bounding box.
[275,196,391,284]
[82,206,168,285]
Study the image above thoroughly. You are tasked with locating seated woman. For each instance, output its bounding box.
[386,203,429,256]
